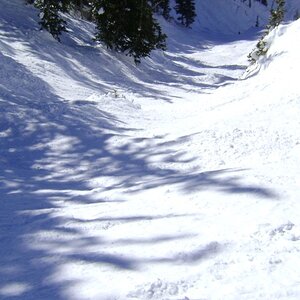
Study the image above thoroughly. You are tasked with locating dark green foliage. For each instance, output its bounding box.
[249,0,268,7]
[26,0,167,63]
[174,0,196,28]
[255,15,259,27]
[150,0,171,20]
[70,0,90,7]
[268,0,285,28]
[248,0,285,63]
[33,0,70,41]
[250,0,268,7]
[92,0,166,64]
[261,0,268,6]
[68,0,91,13]
[68,0,93,20]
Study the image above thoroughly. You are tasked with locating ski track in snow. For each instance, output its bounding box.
[0,1,300,299]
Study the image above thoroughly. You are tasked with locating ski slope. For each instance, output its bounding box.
[0,0,300,299]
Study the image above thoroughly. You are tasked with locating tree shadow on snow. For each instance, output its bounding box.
[0,52,278,299]
[0,5,278,299]
[0,0,255,106]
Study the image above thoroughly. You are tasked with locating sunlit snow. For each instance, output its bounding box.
[0,0,299,299]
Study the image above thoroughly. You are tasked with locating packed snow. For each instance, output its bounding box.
[0,0,300,299]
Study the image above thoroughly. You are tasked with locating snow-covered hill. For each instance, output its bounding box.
[194,0,300,33]
[195,0,269,33]
[0,0,300,299]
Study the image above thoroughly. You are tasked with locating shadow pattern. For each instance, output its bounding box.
[0,3,275,299]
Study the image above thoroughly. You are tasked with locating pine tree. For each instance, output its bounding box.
[92,0,166,64]
[150,0,171,20]
[174,0,196,28]
[33,0,70,41]
[255,15,259,27]
[268,0,285,29]
[248,0,285,63]
[261,0,268,6]
[26,0,167,63]
[68,0,92,19]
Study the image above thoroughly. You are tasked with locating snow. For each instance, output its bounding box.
[0,0,300,299]
[194,0,269,34]
[98,8,104,15]
[194,0,300,34]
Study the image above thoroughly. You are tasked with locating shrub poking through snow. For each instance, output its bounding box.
[248,0,285,63]
[268,0,285,28]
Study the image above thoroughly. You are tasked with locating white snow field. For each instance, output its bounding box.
[0,0,300,299]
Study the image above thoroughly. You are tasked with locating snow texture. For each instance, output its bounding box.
[0,0,300,299]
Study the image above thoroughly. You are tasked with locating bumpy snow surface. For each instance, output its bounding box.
[0,1,300,299]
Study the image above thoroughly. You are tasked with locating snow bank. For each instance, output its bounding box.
[258,19,300,74]
[243,19,300,80]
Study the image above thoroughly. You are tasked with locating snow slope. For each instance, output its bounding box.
[195,0,269,33]
[0,0,300,299]
[194,0,300,34]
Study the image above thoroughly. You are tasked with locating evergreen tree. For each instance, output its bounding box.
[150,0,171,20]
[261,0,268,6]
[268,0,285,28]
[248,0,285,63]
[174,0,196,28]
[255,15,259,27]
[68,0,92,19]
[33,0,70,41]
[26,0,167,63]
[92,0,166,64]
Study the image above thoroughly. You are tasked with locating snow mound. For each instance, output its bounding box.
[258,19,300,75]
[243,19,300,80]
